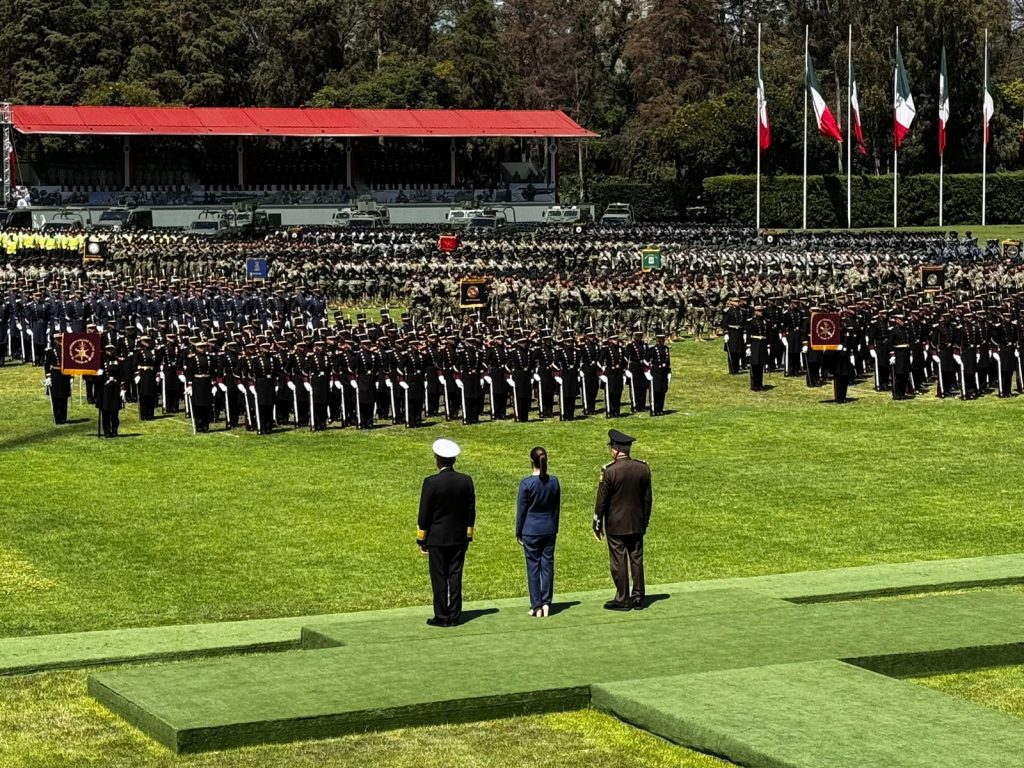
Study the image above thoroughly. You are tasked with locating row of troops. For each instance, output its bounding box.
[41,319,672,436]
[720,293,1024,402]
[0,282,331,367]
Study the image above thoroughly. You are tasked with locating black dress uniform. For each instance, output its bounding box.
[306,343,331,430]
[624,332,649,412]
[485,337,510,420]
[745,309,770,392]
[44,341,71,424]
[134,340,160,420]
[889,318,912,400]
[721,302,746,374]
[649,332,671,415]
[354,341,379,429]
[593,430,653,611]
[399,344,427,428]
[508,339,534,422]
[580,331,601,415]
[417,440,476,627]
[600,337,626,417]
[554,335,581,421]
[185,342,218,432]
[457,340,485,424]
[96,346,126,437]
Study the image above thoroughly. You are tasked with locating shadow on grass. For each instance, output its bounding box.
[458,608,500,624]
[546,600,581,616]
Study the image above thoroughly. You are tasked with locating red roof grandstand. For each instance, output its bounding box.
[10,106,596,139]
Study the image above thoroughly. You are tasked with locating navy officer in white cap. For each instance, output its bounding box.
[417,438,477,626]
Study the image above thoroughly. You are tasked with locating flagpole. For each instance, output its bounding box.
[803,24,808,230]
[847,24,852,229]
[756,22,762,231]
[982,28,988,227]
[893,26,899,229]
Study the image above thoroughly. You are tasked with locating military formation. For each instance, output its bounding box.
[4,277,672,435]
[5,222,1024,435]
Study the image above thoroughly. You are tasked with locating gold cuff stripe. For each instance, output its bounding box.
[416,529,427,541]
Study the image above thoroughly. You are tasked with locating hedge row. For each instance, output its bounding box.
[702,173,1024,228]
[586,178,688,222]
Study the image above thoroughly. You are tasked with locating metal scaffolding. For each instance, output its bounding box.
[1,102,12,207]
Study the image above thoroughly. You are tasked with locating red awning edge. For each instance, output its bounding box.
[10,106,597,139]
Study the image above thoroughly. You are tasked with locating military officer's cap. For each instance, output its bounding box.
[607,429,635,448]
[655,328,667,338]
[432,438,461,459]
[104,343,116,350]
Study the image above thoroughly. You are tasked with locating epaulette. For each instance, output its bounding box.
[632,458,648,465]
[601,461,614,471]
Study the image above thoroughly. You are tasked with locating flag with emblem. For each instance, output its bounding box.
[757,59,771,151]
[894,41,916,149]
[61,332,103,376]
[807,57,843,142]
[938,45,950,155]
[983,46,994,144]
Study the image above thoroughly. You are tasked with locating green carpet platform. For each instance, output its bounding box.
[6,552,1024,675]
[592,660,1024,768]
[89,589,1024,754]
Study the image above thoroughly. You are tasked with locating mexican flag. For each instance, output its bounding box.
[938,46,949,156]
[851,70,868,155]
[983,51,994,144]
[806,57,843,142]
[757,61,771,151]
[894,42,916,149]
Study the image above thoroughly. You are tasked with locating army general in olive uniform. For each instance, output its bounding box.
[593,429,653,611]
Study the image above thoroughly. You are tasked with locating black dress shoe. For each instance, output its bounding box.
[426,617,449,627]
[603,601,631,611]
[632,599,646,611]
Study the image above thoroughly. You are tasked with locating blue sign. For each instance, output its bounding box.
[246,258,268,280]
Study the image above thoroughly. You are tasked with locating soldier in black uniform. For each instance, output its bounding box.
[96,343,126,437]
[485,334,510,420]
[745,305,770,392]
[305,339,331,429]
[555,332,581,421]
[417,438,476,627]
[533,332,558,419]
[251,340,279,434]
[889,314,912,400]
[185,339,218,432]
[399,337,427,428]
[44,334,72,424]
[625,329,649,413]
[355,336,379,429]
[721,297,745,374]
[580,328,601,415]
[932,312,956,398]
[508,334,534,422]
[134,335,160,420]
[593,429,653,611]
[649,329,671,415]
[600,334,626,417]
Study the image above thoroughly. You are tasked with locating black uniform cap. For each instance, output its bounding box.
[607,429,635,448]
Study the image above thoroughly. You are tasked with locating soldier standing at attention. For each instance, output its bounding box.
[745,305,770,392]
[417,439,476,627]
[649,329,671,415]
[593,429,653,611]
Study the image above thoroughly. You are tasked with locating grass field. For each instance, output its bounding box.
[4,338,1024,766]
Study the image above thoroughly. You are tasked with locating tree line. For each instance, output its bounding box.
[2,0,1024,189]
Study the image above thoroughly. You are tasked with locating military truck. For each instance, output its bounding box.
[599,202,635,226]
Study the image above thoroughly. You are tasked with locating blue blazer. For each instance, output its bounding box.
[516,474,561,538]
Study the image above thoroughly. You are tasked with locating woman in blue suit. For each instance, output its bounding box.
[516,446,561,617]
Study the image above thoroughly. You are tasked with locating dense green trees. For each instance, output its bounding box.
[1,0,1023,187]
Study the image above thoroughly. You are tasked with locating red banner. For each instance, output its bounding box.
[438,234,459,253]
[60,332,103,376]
[809,312,841,351]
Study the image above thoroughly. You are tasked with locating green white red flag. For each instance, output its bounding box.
[806,57,843,142]
[894,42,916,149]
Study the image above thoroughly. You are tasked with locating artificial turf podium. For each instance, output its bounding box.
[89,586,1024,763]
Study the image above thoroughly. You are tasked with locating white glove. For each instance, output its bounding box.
[133,375,140,384]
[801,346,808,354]
[185,386,193,396]
[303,382,312,392]
[350,379,358,390]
